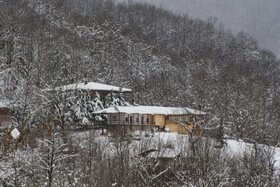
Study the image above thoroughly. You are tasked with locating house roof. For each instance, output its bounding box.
[48,82,132,92]
[0,100,11,108]
[94,106,206,115]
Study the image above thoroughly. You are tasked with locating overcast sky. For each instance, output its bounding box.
[117,0,280,58]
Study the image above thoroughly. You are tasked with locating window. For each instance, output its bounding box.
[125,117,128,122]
[190,115,194,122]
[156,116,160,121]
[130,116,133,123]
[113,116,117,121]
[146,118,149,123]
[165,116,169,120]
[141,116,144,124]
[100,95,105,101]
[156,116,162,122]
[7,110,12,115]
[136,118,139,122]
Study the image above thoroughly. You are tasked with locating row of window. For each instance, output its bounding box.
[111,115,194,123]
[112,116,150,123]
[166,115,194,122]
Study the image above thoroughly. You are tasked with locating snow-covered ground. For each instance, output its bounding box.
[2,130,280,184]
[226,139,280,169]
[72,130,280,170]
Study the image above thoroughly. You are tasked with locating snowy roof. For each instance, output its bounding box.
[0,100,10,108]
[49,82,132,92]
[94,106,206,115]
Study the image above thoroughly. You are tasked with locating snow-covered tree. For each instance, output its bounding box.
[104,91,130,108]
[68,90,104,127]
[36,131,77,187]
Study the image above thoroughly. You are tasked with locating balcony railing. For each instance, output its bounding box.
[98,120,155,126]
[73,120,155,131]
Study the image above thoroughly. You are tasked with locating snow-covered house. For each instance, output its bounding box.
[94,106,205,135]
[48,81,132,101]
[0,101,16,130]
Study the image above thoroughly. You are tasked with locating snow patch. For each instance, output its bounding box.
[11,128,20,139]
[0,100,10,108]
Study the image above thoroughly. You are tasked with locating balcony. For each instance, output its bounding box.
[102,119,155,127]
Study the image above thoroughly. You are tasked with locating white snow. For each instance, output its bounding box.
[11,128,20,139]
[94,105,206,115]
[47,82,131,92]
[275,147,280,169]
[0,100,10,108]
[225,139,249,156]
[71,130,280,170]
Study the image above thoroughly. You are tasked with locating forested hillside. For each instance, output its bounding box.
[118,0,280,58]
[1,0,280,186]
[1,0,279,144]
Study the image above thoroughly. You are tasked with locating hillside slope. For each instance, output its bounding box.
[0,0,279,144]
[117,0,280,58]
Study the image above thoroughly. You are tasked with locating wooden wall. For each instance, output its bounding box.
[105,113,202,136]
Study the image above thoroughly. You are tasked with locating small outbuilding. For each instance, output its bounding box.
[0,101,16,130]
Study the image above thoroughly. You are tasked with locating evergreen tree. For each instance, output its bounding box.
[68,90,104,127]
[104,90,130,108]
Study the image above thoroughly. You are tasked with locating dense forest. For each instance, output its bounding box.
[1,0,280,186]
[117,0,280,58]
